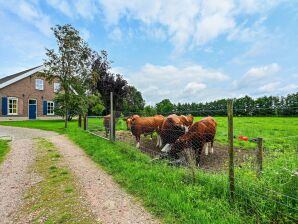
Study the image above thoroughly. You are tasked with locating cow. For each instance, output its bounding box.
[103,114,111,137]
[123,115,140,130]
[130,115,165,148]
[160,114,186,152]
[167,116,217,166]
[178,114,194,132]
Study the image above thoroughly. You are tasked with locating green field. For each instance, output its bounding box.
[87,116,298,151]
[0,117,297,223]
[0,139,10,164]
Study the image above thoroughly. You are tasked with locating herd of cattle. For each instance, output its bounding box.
[103,114,217,166]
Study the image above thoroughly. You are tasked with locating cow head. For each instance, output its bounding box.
[123,115,139,130]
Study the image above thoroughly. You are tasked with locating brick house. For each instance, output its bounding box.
[0,66,61,120]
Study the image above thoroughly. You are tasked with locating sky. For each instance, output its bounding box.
[0,0,298,105]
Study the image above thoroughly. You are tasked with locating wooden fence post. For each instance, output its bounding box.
[110,92,115,141]
[83,113,87,131]
[78,114,82,128]
[227,99,235,202]
[256,137,263,178]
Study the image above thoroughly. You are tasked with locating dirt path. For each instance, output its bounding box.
[50,135,159,224]
[0,126,58,224]
[0,126,158,224]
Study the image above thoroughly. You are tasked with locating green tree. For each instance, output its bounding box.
[43,24,91,128]
[143,105,157,116]
[88,95,105,115]
[122,86,145,114]
[156,99,174,115]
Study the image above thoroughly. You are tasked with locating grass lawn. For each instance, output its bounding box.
[0,118,297,223]
[0,139,10,164]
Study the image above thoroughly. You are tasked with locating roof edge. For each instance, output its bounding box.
[0,66,44,89]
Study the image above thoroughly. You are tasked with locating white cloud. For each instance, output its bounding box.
[75,0,98,20]
[258,82,280,93]
[99,0,286,52]
[108,27,123,41]
[46,0,73,17]
[243,63,280,81]
[0,0,52,36]
[125,63,229,103]
[184,82,207,94]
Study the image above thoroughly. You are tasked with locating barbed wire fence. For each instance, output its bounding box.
[81,92,297,223]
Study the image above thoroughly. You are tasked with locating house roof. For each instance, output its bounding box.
[0,65,44,89]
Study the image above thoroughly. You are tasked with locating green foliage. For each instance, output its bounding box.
[43,24,92,127]
[88,95,105,115]
[143,105,157,116]
[54,92,88,121]
[122,86,145,114]
[156,99,174,115]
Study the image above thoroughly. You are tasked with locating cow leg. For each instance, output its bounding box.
[136,135,140,148]
[159,137,163,147]
[161,144,172,153]
[210,141,214,154]
[184,126,189,133]
[156,135,160,147]
[204,143,209,155]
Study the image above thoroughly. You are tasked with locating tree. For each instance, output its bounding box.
[156,99,174,115]
[88,95,105,115]
[122,86,145,114]
[43,24,91,128]
[90,51,129,112]
[143,105,157,116]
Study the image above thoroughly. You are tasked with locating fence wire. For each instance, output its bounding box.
[83,105,297,223]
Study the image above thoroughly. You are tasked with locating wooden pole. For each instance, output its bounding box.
[256,137,263,178]
[78,114,82,128]
[227,99,235,202]
[83,113,87,130]
[110,92,114,141]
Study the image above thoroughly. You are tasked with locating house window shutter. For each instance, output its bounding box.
[43,100,47,115]
[2,97,8,115]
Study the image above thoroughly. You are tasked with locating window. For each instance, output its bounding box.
[8,97,18,115]
[47,101,54,115]
[35,79,44,90]
[54,82,61,93]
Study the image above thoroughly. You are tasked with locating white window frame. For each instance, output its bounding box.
[35,79,44,90]
[47,101,55,115]
[7,97,18,115]
[54,82,61,93]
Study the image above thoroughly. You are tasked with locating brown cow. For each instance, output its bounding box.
[124,115,140,130]
[131,115,165,148]
[160,114,185,152]
[103,114,111,137]
[169,116,217,166]
[178,115,194,132]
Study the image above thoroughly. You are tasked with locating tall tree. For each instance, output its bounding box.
[90,51,129,113]
[43,24,91,128]
[122,86,145,114]
[156,99,174,115]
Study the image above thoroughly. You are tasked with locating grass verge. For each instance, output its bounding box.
[0,139,10,164]
[15,138,97,224]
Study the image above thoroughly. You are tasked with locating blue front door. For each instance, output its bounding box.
[29,99,37,120]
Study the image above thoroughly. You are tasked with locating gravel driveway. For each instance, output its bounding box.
[0,125,159,224]
[0,126,58,224]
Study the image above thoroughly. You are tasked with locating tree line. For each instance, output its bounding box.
[140,93,298,117]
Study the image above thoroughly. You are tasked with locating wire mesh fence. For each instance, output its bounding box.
[82,93,297,223]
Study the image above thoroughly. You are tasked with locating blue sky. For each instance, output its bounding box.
[0,0,298,104]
